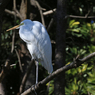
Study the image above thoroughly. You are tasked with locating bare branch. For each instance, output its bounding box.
[11,31,15,53]
[5,0,24,20]
[51,40,56,44]
[5,9,20,18]
[15,49,23,73]
[42,8,95,19]
[13,0,23,20]
[10,64,16,67]
[35,0,45,26]
[40,8,46,11]
[15,10,23,20]
[19,60,35,94]
[11,0,17,53]
[0,83,5,95]
[5,8,95,19]
[43,9,56,16]
[47,18,54,32]
[85,9,91,18]
[0,59,10,82]
[0,54,13,82]
[13,0,16,10]
[19,0,27,20]
[38,0,53,10]
[21,52,95,95]
[65,15,95,19]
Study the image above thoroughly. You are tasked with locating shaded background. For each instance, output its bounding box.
[0,0,95,95]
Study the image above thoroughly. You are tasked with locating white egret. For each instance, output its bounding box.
[6,19,53,84]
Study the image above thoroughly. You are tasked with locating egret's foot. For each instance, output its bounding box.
[31,84,37,95]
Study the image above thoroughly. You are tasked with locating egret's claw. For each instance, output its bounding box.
[31,84,37,95]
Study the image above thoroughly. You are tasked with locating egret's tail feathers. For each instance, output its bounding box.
[48,64,53,74]
[40,60,53,74]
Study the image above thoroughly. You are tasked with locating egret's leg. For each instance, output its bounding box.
[35,61,38,84]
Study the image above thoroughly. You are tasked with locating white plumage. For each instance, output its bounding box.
[19,19,53,73]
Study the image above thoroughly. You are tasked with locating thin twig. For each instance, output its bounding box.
[13,0,23,20]
[11,1,15,53]
[51,40,56,44]
[0,59,10,82]
[6,0,22,21]
[13,0,16,10]
[21,52,95,95]
[5,8,95,19]
[15,10,23,20]
[85,8,92,18]
[43,9,56,16]
[19,0,27,20]
[19,60,35,94]
[0,54,13,83]
[35,0,45,26]
[5,9,20,18]
[65,15,95,19]
[5,0,22,20]
[11,0,16,53]
[15,49,23,73]
[11,31,15,53]
[47,18,54,32]
[10,64,16,67]
[38,0,53,10]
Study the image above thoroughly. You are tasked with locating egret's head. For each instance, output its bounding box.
[21,19,33,28]
[6,19,32,31]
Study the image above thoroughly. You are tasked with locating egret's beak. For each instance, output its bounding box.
[6,23,24,31]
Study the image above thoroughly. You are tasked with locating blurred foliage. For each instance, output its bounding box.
[1,0,95,95]
[65,19,95,95]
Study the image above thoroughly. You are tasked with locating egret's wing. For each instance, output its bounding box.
[32,21,53,73]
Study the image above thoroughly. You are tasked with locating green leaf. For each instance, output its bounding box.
[87,66,93,70]
[69,20,75,26]
[1,34,4,41]
[92,23,95,29]
[81,64,88,72]
[71,29,80,32]
[14,65,16,69]
[78,68,82,73]
[5,33,8,39]
[72,22,80,27]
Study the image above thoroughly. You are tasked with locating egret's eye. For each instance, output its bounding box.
[20,22,24,26]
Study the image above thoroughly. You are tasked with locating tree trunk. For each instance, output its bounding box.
[54,0,67,95]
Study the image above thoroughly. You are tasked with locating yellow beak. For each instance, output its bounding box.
[6,23,24,31]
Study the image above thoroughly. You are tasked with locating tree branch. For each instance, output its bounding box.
[65,15,95,19]
[19,60,35,94]
[35,0,45,26]
[43,8,95,19]
[43,9,56,16]
[15,49,23,73]
[5,9,20,18]
[85,8,91,18]
[21,52,95,95]
[11,31,15,53]
[19,0,27,21]
[5,8,95,19]
[5,0,26,21]
[0,54,13,82]
[47,18,54,33]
